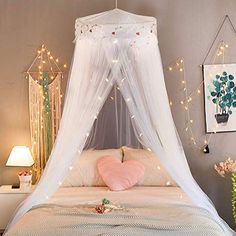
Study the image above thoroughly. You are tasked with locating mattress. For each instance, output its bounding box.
[5,187,225,236]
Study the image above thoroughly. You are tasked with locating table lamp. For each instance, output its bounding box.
[6,146,34,189]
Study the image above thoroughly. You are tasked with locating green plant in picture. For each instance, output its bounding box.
[209,71,236,124]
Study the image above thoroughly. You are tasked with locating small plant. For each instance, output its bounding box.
[209,71,236,124]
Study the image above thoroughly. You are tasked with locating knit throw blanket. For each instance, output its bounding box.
[5,203,224,236]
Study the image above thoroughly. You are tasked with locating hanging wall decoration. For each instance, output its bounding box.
[202,15,236,133]
[25,45,66,180]
[204,63,236,132]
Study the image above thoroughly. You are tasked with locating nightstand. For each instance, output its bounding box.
[0,185,33,233]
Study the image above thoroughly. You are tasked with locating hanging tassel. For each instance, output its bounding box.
[203,144,210,154]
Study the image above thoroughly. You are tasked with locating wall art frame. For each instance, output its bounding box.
[203,63,236,133]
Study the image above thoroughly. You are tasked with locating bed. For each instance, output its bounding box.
[4,148,228,235]
[5,186,225,236]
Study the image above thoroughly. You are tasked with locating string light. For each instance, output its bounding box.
[112,59,118,63]
[166,42,229,151]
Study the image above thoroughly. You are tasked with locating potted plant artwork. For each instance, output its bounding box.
[208,71,236,125]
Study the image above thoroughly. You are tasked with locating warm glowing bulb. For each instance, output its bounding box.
[168,67,173,71]
[112,59,118,63]
[180,101,184,105]
[225,44,229,48]
[50,56,53,60]
[197,89,201,94]
[63,64,67,68]
[56,58,59,63]
[179,68,183,72]
[169,101,173,106]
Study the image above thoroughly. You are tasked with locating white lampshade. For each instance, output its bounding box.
[6,146,34,167]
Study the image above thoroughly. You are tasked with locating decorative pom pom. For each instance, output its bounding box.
[203,144,210,154]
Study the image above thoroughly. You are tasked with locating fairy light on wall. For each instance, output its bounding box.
[166,41,230,153]
[26,44,67,180]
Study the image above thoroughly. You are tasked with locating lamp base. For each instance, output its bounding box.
[12,184,20,189]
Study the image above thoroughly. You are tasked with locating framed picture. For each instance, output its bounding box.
[203,63,236,133]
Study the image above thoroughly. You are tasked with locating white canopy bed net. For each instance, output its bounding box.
[6,9,234,235]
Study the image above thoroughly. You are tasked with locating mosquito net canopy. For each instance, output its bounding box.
[6,9,234,235]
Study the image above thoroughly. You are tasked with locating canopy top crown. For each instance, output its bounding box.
[75,9,157,40]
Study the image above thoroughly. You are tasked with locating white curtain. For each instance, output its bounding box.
[6,9,234,235]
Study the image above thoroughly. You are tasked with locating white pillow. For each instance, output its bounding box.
[62,149,123,187]
[122,146,177,186]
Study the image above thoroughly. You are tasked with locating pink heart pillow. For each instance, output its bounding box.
[97,156,145,191]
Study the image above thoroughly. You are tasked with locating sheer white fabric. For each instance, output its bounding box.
[6,9,234,235]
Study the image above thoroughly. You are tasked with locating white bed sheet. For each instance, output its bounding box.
[49,186,193,207]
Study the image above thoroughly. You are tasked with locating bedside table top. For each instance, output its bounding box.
[0,185,34,194]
